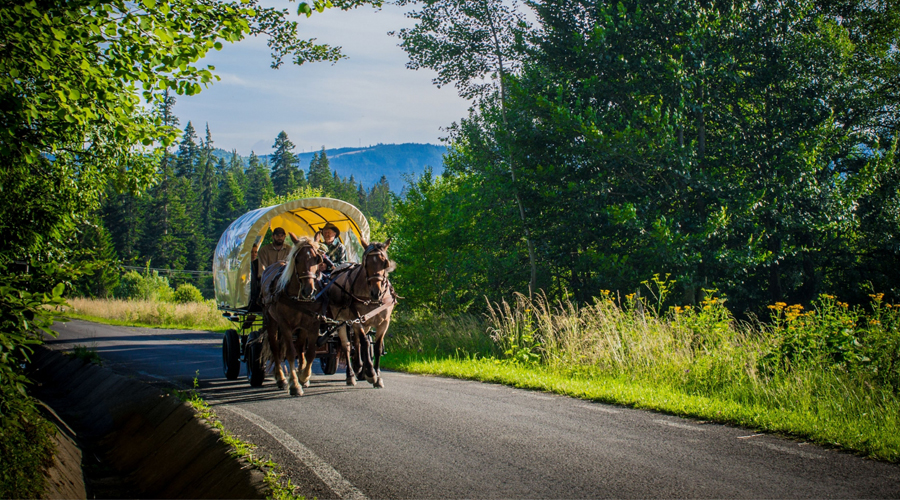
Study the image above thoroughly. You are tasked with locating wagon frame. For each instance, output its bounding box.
[213,197,371,385]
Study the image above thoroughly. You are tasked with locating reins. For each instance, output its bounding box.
[273,242,398,344]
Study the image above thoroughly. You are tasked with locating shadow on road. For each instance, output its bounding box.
[201,376,361,405]
[46,331,220,345]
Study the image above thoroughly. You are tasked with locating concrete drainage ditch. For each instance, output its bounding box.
[29,347,267,499]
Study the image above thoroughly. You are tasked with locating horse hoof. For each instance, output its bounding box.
[290,386,302,397]
[365,375,376,384]
[302,381,310,388]
[375,378,385,389]
[276,380,287,390]
[346,377,357,387]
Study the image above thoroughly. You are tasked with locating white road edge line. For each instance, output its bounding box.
[653,419,706,431]
[579,404,621,414]
[226,405,368,500]
[748,441,824,459]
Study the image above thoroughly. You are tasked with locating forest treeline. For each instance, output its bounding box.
[387,0,900,317]
[80,93,395,297]
[70,0,900,318]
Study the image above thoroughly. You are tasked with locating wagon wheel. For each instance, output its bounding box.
[320,342,339,375]
[246,330,265,387]
[222,329,241,380]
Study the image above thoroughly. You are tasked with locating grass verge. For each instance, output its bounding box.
[0,395,57,498]
[380,353,900,462]
[173,375,304,500]
[62,297,231,332]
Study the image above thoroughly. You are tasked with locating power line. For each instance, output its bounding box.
[121,266,213,276]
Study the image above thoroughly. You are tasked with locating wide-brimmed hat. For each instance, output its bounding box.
[321,223,340,236]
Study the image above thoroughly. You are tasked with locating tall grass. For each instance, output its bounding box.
[64,297,231,330]
[385,280,900,461]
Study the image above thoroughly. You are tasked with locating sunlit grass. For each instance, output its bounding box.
[63,297,231,331]
[385,280,900,462]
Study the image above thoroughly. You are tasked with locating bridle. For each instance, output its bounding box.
[364,247,390,285]
[287,242,323,302]
[332,245,392,306]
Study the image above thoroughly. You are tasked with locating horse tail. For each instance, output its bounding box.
[261,331,274,366]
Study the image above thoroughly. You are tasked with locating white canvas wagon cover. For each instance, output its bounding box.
[213,197,370,310]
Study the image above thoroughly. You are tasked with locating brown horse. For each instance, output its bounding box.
[259,236,323,396]
[326,239,397,388]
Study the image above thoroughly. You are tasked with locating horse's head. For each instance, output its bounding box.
[283,236,323,301]
[360,238,396,302]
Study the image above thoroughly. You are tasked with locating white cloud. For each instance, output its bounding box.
[172,2,470,155]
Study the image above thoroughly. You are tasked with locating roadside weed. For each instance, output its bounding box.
[386,284,900,462]
[173,372,305,500]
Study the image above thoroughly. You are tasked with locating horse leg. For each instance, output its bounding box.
[286,332,303,397]
[267,318,287,390]
[356,325,377,385]
[338,325,356,386]
[372,318,390,389]
[298,330,316,388]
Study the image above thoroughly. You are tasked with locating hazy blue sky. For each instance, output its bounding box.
[171,2,471,156]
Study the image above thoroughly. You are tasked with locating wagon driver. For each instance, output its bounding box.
[257,226,292,272]
[319,222,346,271]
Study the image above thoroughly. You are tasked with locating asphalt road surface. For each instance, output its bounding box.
[49,319,900,499]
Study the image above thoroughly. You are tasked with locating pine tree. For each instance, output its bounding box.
[143,89,185,268]
[101,189,146,265]
[197,124,218,235]
[142,171,190,270]
[188,123,218,270]
[228,149,246,195]
[245,151,274,210]
[176,121,198,178]
[72,218,121,298]
[271,131,301,195]
[307,146,333,192]
[357,182,367,214]
[215,171,246,235]
[367,175,393,221]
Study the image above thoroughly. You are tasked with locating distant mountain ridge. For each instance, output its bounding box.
[213,143,447,192]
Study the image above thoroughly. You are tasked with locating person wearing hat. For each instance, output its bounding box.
[257,226,292,272]
[320,222,347,267]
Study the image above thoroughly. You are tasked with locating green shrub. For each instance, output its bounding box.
[67,345,102,366]
[0,277,63,498]
[0,394,56,499]
[115,268,174,302]
[173,283,204,304]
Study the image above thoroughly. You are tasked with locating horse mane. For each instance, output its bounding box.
[275,236,317,295]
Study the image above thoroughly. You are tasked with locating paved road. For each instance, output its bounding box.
[49,319,900,499]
